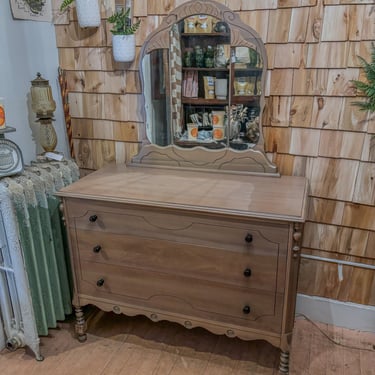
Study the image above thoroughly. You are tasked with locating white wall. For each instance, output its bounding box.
[0,2,69,164]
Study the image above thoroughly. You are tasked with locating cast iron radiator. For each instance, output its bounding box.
[0,159,79,360]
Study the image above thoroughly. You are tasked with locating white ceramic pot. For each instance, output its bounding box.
[112,34,136,62]
[76,0,101,28]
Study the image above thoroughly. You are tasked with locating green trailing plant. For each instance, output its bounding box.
[107,7,141,35]
[351,46,375,113]
[60,0,74,12]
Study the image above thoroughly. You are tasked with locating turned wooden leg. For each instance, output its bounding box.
[279,350,289,374]
[74,306,87,342]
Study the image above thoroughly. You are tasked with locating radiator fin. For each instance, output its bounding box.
[0,159,79,359]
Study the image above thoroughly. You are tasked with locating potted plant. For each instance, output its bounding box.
[351,46,375,113]
[107,8,141,63]
[60,0,101,28]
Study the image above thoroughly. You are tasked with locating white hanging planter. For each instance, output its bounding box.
[75,0,101,28]
[112,34,136,62]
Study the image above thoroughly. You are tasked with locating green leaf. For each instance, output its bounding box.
[351,45,375,113]
[107,7,140,35]
[60,0,75,12]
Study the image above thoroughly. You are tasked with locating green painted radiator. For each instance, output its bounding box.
[1,159,79,336]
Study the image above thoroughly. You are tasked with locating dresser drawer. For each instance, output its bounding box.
[78,260,283,333]
[70,200,289,256]
[76,229,280,292]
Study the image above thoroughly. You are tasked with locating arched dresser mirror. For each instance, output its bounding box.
[56,2,309,373]
[132,0,277,174]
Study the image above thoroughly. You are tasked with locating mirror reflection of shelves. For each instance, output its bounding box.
[177,15,264,150]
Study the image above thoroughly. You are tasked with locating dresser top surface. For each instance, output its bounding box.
[56,163,309,222]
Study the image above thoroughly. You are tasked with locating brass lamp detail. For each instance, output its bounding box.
[30,73,58,153]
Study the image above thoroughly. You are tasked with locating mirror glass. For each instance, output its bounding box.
[141,14,264,151]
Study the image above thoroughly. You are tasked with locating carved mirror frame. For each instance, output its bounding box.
[131,0,278,175]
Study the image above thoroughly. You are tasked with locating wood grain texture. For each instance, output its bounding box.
[309,158,359,200]
[53,0,375,306]
[321,5,349,41]
[289,96,314,127]
[267,8,292,43]
[0,309,374,375]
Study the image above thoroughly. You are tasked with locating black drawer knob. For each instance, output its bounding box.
[93,245,102,253]
[96,278,105,287]
[89,214,98,222]
[243,268,252,277]
[245,233,253,243]
[243,305,251,314]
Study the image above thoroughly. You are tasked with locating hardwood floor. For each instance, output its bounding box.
[1,308,374,374]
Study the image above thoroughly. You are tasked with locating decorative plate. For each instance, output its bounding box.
[0,138,24,178]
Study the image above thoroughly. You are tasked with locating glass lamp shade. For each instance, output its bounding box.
[39,119,57,153]
[30,73,56,119]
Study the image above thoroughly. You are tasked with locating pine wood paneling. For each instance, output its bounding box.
[69,93,143,122]
[263,127,291,153]
[278,0,301,7]
[298,255,375,305]
[239,11,270,42]
[289,128,320,156]
[348,41,374,67]
[348,5,366,41]
[305,1,324,42]
[268,69,294,95]
[309,158,359,200]
[311,96,343,129]
[273,154,297,175]
[133,0,148,17]
[55,22,106,48]
[361,134,375,162]
[307,197,345,225]
[342,203,375,231]
[339,97,369,131]
[361,4,375,40]
[72,118,94,139]
[272,44,305,68]
[267,8,292,43]
[324,0,375,3]
[298,258,343,300]
[325,68,359,96]
[274,154,311,177]
[292,69,329,95]
[267,96,291,127]
[113,121,143,142]
[368,114,375,134]
[65,71,140,94]
[302,222,370,256]
[288,7,309,42]
[58,47,105,70]
[290,96,314,127]
[73,139,117,170]
[306,42,348,68]
[318,130,365,159]
[148,0,175,14]
[240,0,277,10]
[321,6,349,41]
[352,162,375,205]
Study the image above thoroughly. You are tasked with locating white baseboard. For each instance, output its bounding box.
[296,294,375,333]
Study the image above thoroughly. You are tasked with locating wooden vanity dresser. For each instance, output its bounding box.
[57,163,308,373]
[56,1,309,372]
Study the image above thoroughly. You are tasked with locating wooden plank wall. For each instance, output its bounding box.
[52,0,375,306]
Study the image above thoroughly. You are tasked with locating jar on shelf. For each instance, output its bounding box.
[183,48,194,67]
[204,45,215,68]
[194,45,204,68]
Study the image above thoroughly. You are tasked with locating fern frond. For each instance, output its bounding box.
[107,7,141,35]
[60,0,75,12]
[351,45,375,113]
